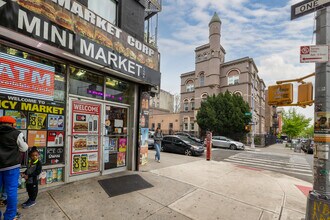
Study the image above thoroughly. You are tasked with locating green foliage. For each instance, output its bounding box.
[196,91,251,136]
[299,125,314,138]
[282,108,311,139]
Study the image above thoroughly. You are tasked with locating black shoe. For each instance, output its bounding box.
[21,199,30,207]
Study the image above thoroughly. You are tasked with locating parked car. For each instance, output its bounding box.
[161,135,204,156]
[212,136,245,150]
[147,131,155,149]
[175,132,203,144]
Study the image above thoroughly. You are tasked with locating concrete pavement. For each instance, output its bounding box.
[4,144,312,220]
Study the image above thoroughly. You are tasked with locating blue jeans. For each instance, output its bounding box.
[0,168,19,220]
[155,142,161,161]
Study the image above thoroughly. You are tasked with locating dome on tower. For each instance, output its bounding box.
[209,12,221,25]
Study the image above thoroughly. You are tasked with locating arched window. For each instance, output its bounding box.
[190,98,195,110]
[199,73,205,86]
[186,80,194,92]
[234,91,242,96]
[227,69,240,85]
[183,99,189,111]
[201,93,208,102]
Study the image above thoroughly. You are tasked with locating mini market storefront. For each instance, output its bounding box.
[0,0,160,185]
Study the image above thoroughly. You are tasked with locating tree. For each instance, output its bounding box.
[196,91,251,137]
[282,108,311,139]
[299,125,314,138]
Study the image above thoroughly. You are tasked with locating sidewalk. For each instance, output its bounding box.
[6,145,311,220]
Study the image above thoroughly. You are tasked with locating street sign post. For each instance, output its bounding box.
[291,0,330,20]
[300,45,329,63]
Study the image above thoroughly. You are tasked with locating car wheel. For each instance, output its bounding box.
[160,146,164,152]
[230,144,237,150]
[184,149,192,156]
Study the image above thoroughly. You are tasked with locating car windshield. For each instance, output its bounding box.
[179,136,200,145]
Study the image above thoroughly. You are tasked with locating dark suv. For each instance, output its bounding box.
[175,132,203,144]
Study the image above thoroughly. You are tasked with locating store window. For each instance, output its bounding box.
[88,0,118,25]
[69,66,104,100]
[157,123,161,129]
[105,77,134,104]
[0,44,67,184]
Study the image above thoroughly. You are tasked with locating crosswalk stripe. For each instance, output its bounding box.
[224,158,312,174]
[226,160,313,177]
[229,155,311,168]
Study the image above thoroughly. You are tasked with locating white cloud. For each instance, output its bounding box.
[158,0,317,121]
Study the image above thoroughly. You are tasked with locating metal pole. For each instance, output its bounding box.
[305,7,330,220]
[251,73,255,149]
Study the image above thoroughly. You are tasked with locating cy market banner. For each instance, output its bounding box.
[0,94,65,166]
[0,0,161,86]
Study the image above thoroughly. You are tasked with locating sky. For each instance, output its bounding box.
[154,0,316,122]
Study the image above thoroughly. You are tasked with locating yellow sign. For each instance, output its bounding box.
[268,83,293,105]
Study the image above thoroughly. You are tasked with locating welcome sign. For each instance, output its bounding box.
[0,0,161,86]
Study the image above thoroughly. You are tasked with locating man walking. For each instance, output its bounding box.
[0,116,28,220]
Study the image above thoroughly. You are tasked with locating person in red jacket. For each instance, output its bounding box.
[0,116,28,220]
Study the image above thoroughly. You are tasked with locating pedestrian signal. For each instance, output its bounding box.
[298,83,313,105]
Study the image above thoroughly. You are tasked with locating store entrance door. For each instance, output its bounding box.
[102,104,128,173]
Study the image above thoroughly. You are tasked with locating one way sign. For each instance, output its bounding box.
[291,0,330,20]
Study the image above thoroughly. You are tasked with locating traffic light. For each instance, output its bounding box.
[298,83,313,104]
[268,83,293,105]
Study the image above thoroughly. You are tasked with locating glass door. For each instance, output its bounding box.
[103,105,128,171]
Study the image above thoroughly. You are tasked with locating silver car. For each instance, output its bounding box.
[212,136,245,150]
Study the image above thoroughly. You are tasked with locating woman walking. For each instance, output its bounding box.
[153,127,163,162]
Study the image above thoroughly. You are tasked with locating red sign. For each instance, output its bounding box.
[0,52,55,100]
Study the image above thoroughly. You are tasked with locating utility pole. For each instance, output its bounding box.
[304,5,330,220]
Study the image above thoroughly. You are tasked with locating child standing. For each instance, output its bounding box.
[21,147,42,208]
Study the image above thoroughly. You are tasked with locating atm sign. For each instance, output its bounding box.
[0,52,55,101]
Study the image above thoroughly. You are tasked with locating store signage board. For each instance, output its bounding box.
[300,45,329,63]
[0,52,55,101]
[291,0,330,20]
[0,0,161,86]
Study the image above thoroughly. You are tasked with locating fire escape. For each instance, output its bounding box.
[144,0,162,48]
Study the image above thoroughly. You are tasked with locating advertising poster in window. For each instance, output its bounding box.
[4,110,27,129]
[71,152,99,173]
[139,92,149,165]
[46,147,64,164]
[71,100,100,175]
[118,138,127,153]
[47,131,64,147]
[28,130,47,147]
[48,114,64,130]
